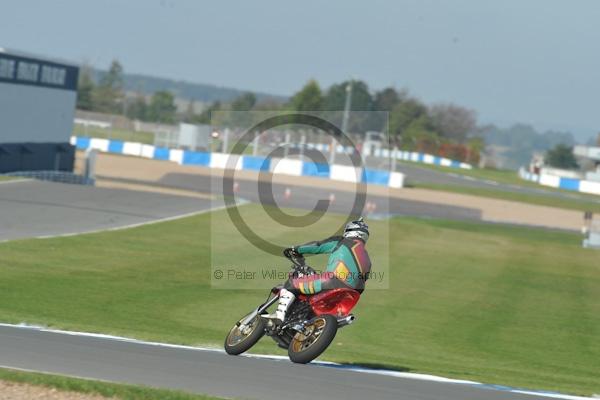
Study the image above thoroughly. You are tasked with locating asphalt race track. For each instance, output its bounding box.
[0,177,480,242]
[0,180,215,241]
[0,325,559,400]
[100,172,483,222]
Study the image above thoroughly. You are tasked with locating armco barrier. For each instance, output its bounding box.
[0,142,75,173]
[519,167,600,196]
[72,136,405,189]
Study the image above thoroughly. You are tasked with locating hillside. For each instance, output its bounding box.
[92,69,287,104]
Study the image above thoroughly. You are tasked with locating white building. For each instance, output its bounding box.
[574,145,600,182]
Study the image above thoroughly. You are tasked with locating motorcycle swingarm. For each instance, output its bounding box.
[283,313,356,333]
[238,295,279,329]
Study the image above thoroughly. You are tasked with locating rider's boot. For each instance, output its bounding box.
[264,289,295,326]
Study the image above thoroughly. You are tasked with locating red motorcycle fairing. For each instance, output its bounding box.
[298,288,361,317]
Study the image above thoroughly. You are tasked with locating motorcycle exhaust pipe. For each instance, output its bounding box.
[337,314,355,327]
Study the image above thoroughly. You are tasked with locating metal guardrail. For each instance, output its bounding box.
[1,171,94,185]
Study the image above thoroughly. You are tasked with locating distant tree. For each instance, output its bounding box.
[400,115,438,151]
[76,64,95,110]
[193,101,221,124]
[438,142,468,162]
[92,60,124,113]
[373,87,401,111]
[545,144,579,169]
[323,80,373,111]
[253,99,286,111]
[183,99,196,123]
[126,95,148,121]
[430,103,477,143]
[389,97,430,145]
[231,92,257,111]
[290,80,323,111]
[466,136,485,165]
[102,60,124,90]
[148,91,177,123]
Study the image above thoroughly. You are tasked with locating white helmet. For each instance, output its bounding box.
[343,217,369,242]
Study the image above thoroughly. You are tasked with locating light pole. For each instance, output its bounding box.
[331,80,353,165]
[341,80,353,135]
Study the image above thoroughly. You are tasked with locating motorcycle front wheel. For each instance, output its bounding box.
[224,312,266,355]
[288,314,338,364]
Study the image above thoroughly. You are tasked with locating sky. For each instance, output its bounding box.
[1,0,599,141]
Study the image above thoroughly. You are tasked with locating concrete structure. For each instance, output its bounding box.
[0,48,78,173]
[574,145,600,182]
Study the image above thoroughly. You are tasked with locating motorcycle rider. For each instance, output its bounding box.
[266,217,371,325]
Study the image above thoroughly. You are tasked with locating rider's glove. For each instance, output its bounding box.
[283,247,302,259]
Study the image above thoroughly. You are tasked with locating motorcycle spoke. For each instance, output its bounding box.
[291,317,326,352]
[227,317,257,346]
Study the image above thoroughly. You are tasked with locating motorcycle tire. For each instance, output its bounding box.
[288,314,338,364]
[224,313,266,355]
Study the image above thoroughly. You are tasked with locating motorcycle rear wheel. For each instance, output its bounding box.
[224,313,266,355]
[288,314,338,364]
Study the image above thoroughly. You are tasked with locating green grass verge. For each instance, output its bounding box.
[0,368,225,399]
[0,206,598,395]
[418,183,600,213]
[73,126,155,145]
[0,176,19,182]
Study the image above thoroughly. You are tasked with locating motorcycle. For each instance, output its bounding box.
[224,250,361,364]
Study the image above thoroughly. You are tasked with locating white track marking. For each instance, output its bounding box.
[0,323,595,400]
[0,208,218,245]
[484,179,500,186]
[0,197,249,244]
[31,202,240,240]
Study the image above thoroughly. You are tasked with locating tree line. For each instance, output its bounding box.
[205,80,483,164]
[85,60,586,165]
[77,60,177,124]
[77,60,482,162]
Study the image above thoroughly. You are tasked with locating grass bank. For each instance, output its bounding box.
[0,368,226,400]
[0,176,20,182]
[72,126,155,145]
[0,206,598,395]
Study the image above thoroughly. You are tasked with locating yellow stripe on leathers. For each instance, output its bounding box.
[334,261,350,282]
[298,283,306,294]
